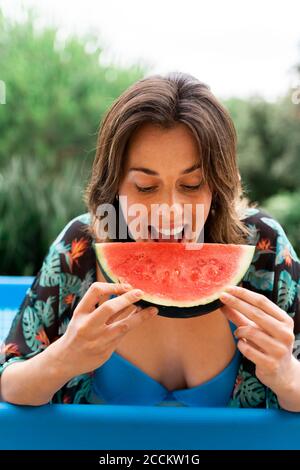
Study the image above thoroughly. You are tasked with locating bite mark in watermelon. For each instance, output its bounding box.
[94,242,255,318]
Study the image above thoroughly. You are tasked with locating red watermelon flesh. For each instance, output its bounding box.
[94,242,255,308]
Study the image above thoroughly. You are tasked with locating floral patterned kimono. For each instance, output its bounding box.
[1,207,299,407]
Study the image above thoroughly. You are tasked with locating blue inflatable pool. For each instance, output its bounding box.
[0,276,300,450]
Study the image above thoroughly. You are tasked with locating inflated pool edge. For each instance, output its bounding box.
[1,276,300,450]
[1,402,300,450]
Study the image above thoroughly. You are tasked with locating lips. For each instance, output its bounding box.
[148,225,187,243]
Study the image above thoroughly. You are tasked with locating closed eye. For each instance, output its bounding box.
[135,183,203,193]
[135,185,157,193]
[182,184,203,191]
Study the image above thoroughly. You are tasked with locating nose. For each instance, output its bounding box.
[154,190,184,227]
[160,188,182,206]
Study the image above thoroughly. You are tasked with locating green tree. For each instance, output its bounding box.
[225,81,300,254]
[0,8,147,169]
[0,8,148,274]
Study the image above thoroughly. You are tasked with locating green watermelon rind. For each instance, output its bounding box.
[94,243,256,308]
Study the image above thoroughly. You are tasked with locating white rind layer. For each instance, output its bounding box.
[95,243,256,308]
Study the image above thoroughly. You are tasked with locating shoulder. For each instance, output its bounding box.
[243,208,300,301]
[241,206,298,258]
[52,212,93,247]
[241,205,300,267]
[242,207,286,248]
[46,212,96,279]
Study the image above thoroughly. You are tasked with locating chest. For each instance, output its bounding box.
[95,264,237,391]
[114,311,237,391]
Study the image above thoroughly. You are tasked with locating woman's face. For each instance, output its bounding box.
[118,122,213,243]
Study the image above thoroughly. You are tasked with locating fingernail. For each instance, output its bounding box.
[133,306,143,314]
[123,283,133,289]
[133,289,144,297]
[148,307,159,315]
[220,292,232,301]
[225,285,235,292]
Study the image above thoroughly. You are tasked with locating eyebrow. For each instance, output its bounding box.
[128,163,201,176]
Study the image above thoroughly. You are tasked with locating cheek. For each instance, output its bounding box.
[192,189,212,223]
[118,192,151,229]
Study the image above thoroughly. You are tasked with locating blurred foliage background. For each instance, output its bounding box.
[0,9,299,275]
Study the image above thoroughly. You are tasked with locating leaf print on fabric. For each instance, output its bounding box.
[244,223,260,247]
[277,270,298,311]
[39,245,61,287]
[232,370,266,407]
[293,334,300,361]
[243,265,274,291]
[227,396,241,407]
[6,308,23,336]
[55,240,71,256]
[78,268,96,298]
[73,375,93,403]
[243,221,275,265]
[58,317,70,336]
[265,388,283,409]
[53,240,71,268]
[262,217,299,265]
[249,251,261,264]
[275,237,298,267]
[34,296,56,328]
[59,272,81,317]
[25,287,37,303]
[66,373,91,388]
[77,213,92,225]
[244,207,260,217]
[22,306,42,351]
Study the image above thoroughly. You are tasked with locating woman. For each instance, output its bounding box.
[0,72,299,409]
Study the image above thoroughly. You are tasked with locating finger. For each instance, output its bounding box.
[91,288,145,324]
[220,304,257,328]
[219,291,286,341]
[223,286,289,323]
[75,282,132,314]
[236,337,271,368]
[105,304,142,325]
[235,326,287,358]
[238,336,265,354]
[105,306,159,342]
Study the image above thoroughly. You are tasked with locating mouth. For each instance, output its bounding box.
[147,225,192,243]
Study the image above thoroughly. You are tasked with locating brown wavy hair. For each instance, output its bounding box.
[84,71,255,244]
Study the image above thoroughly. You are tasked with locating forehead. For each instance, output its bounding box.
[125,122,200,165]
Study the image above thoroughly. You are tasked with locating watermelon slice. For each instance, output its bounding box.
[94,242,255,318]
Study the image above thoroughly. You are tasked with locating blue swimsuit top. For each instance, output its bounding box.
[90,320,242,407]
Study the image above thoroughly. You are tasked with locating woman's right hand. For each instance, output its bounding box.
[59,282,159,376]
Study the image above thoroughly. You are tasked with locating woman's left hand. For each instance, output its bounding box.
[219,285,299,395]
